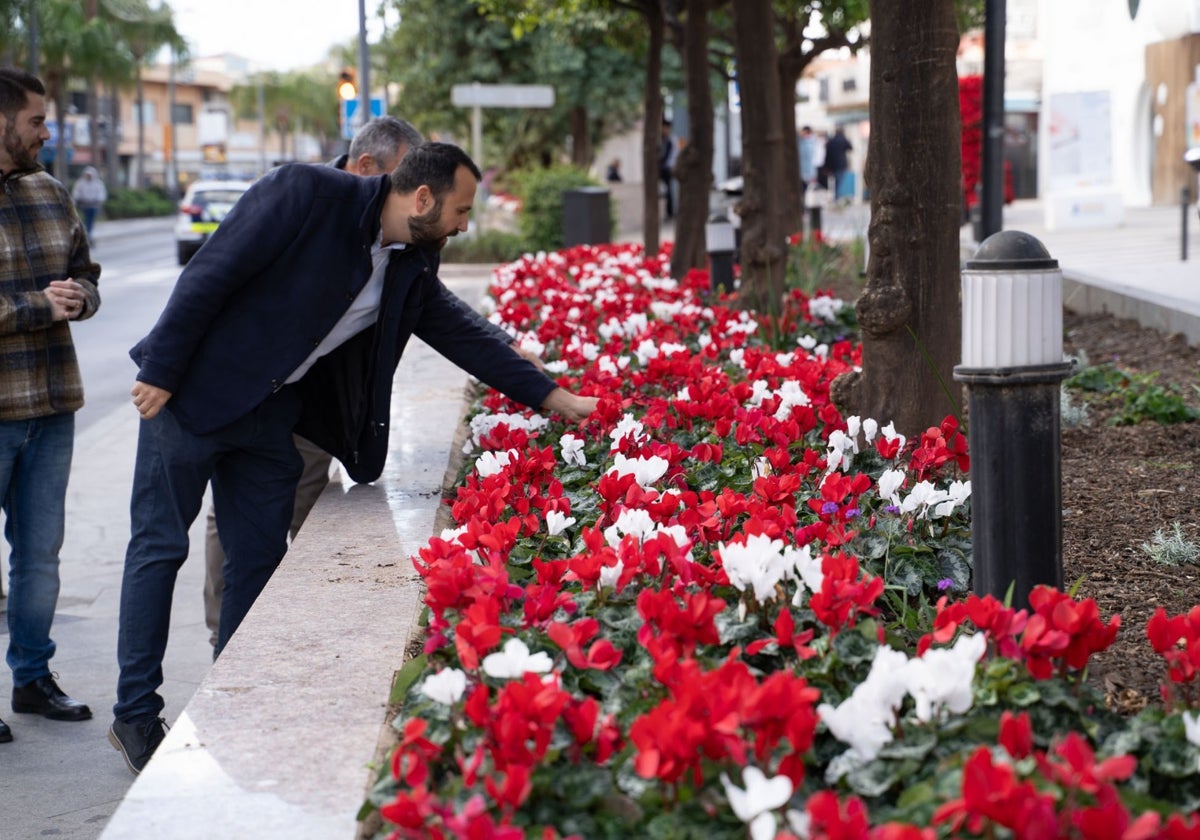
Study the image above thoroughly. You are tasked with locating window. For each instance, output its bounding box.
[842,78,857,93]
[133,101,156,123]
[171,103,194,124]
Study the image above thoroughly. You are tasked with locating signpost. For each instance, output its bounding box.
[342,98,385,140]
[450,83,555,169]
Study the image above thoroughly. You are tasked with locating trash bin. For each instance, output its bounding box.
[563,187,611,247]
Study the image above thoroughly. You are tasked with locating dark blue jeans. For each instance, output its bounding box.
[114,389,302,723]
[0,413,73,686]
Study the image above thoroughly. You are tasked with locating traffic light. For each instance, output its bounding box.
[337,68,357,101]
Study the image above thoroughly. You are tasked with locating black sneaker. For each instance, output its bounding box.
[0,716,11,743]
[108,716,168,775]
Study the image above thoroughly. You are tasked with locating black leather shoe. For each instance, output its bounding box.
[12,675,92,721]
[0,716,11,742]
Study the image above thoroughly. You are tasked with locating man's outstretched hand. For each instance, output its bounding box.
[541,387,597,423]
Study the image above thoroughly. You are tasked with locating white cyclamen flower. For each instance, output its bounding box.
[862,417,879,443]
[720,766,793,826]
[598,559,624,590]
[474,448,515,478]
[905,632,986,722]
[603,508,657,547]
[719,533,793,604]
[819,646,911,762]
[559,433,587,467]
[609,453,669,487]
[420,668,467,705]
[1184,711,1200,748]
[481,637,554,680]
[880,421,906,450]
[877,468,907,506]
[545,510,577,537]
[608,414,647,450]
[931,479,972,518]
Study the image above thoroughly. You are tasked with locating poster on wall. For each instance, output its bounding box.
[1048,91,1113,190]
[1187,81,1200,150]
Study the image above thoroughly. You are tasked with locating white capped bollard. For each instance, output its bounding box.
[706,213,736,293]
[954,231,1074,609]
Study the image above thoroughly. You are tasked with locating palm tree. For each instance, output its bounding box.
[230,70,345,163]
[100,0,186,187]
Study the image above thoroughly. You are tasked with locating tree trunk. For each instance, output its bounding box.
[569,104,590,168]
[134,62,145,188]
[730,0,788,312]
[830,0,962,438]
[640,0,664,256]
[87,79,100,176]
[669,0,712,279]
[106,82,120,187]
[777,37,804,237]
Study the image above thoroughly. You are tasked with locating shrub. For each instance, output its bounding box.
[508,164,608,253]
[441,229,528,264]
[103,186,177,219]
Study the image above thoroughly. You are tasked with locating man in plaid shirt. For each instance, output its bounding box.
[0,67,100,744]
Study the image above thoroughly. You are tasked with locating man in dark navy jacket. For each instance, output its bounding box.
[108,143,597,775]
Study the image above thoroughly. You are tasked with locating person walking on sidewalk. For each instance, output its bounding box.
[0,67,101,744]
[70,166,106,243]
[200,116,540,652]
[110,142,597,775]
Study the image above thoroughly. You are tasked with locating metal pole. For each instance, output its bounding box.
[257,74,266,175]
[357,0,370,131]
[26,0,38,76]
[1183,187,1191,262]
[980,0,1006,240]
[472,102,483,170]
[167,47,178,198]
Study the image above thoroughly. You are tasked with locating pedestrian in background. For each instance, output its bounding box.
[199,116,539,652]
[658,118,678,221]
[824,126,853,201]
[0,67,101,744]
[71,165,107,243]
[797,125,817,208]
[110,142,597,776]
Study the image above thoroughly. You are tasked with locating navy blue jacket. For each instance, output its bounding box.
[131,163,556,482]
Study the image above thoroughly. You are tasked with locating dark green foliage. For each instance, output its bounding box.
[102,186,177,218]
[509,165,608,252]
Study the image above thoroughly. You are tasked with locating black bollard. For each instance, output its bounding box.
[808,205,823,244]
[954,231,1074,610]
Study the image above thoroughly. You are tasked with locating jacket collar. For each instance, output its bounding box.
[0,162,44,184]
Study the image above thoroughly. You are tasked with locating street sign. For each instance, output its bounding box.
[451,83,555,109]
[342,98,385,140]
[450,84,556,174]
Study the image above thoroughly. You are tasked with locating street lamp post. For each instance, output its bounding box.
[356,0,370,132]
[980,0,1006,240]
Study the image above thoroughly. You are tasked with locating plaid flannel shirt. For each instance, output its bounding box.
[0,165,101,421]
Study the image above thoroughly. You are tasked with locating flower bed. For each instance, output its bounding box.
[362,243,1200,839]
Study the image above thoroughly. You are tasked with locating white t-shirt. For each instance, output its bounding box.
[286,234,406,384]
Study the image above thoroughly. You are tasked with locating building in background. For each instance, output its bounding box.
[51,53,325,193]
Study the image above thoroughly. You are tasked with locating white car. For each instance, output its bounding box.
[174,179,254,265]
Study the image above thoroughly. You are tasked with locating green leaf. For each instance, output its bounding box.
[390,653,427,704]
[831,628,877,665]
[1146,740,1200,778]
[845,757,904,797]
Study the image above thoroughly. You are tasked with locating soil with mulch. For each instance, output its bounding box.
[1059,310,1200,714]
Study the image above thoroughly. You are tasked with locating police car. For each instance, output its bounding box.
[173,179,254,265]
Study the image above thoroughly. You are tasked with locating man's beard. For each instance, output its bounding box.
[407,197,449,251]
[3,123,40,171]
